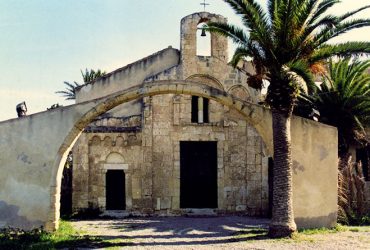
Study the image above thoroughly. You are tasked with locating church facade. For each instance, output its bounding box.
[71,12,271,216]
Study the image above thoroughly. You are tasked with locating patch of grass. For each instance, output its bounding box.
[279,232,316,243]
[347,225,370,232]
[105,247,122,250]
[298,224,370,234]
[0,221,99,249]
[103,238,133,249]
[232,227,317,243]
[0,220,132,249]
[232,224,368,244]
[43,220,99,248]
[231,227,269,242]
[298,224,347,235]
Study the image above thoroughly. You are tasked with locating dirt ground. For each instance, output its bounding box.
[70,216,370,249]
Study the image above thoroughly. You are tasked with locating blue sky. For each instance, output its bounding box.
[0,0,369,121]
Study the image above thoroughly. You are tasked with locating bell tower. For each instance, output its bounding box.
[179,12,228,78]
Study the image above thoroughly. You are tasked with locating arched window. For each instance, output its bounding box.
[191,96,209,123]
[196,22,211,56]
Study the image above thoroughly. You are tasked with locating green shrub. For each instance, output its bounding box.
[0,221,100,249]
[338,155,368,225]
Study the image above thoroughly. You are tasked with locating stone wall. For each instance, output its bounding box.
[72,93,270,216]
[154,94,269,215]
[73,132,145,212]
[0,79,338,230]
[291,116,338,228]
[76,47,180,103]
[180,12,228,78]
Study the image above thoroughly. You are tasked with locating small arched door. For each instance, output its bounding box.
[105,152,126,210]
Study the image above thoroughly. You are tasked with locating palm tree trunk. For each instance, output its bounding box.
[269,110,297,238]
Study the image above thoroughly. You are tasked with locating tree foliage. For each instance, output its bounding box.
[298,59,370,154]
[55,81,82,100]
[56,69,106,100]
[206,0,370,114]
[338,155,368,225]
[80,69,106,84]
[206,0,370,237]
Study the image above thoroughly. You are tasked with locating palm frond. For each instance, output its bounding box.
[208,0,370,110]
[56,69,105,100]
[316,19,370,44]
[81,68,106,83]
[307,0,340,26]
[303,59,370,147]
[310,42,370,63]
[337,5,370,22]
[305,15,338,37]
[229,46,251,67]
[286,60,315,94]
[224,0,271,50]
[55,81,82,100]
[267,0,281,25]
[205,22,248,46]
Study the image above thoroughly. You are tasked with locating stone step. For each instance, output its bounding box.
[101,210,130,218]
[182,208,217,217]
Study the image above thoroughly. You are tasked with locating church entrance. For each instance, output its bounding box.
[106,170,126,210]
[180,141,217,208]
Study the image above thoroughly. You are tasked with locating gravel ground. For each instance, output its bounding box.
[70,216,370,250]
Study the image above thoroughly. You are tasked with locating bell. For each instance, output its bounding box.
[201,28,206,37]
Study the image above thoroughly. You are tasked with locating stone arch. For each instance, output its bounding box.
[103,136,112,147]
[196,21,211,56]
[48,80,273,230]
[226,85,253,120]
[186,74,225,91]
[105,152,125,164]
[227,85,252,101]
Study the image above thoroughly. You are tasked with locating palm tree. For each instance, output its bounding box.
[55,81,82,100]
[81,68,106,84]
[206,0,370,237]
[56,69,106,100]
[300,59,370,157]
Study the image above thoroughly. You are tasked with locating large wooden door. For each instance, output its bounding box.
[180,141,217,208]
[106,170,126,210]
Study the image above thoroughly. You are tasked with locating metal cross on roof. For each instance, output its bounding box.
[200,0,210,11]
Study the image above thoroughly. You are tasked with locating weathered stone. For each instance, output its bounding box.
[0,11,339,232]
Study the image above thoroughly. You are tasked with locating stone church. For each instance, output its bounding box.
[71,12,271,216]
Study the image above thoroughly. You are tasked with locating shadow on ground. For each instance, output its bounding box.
[0,228,134,249]
[72,216,270,248]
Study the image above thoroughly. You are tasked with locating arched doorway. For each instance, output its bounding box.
[47,81,274,230]
[103,152,129,211]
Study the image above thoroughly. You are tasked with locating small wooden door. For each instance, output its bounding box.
[180,141,217,208]
[106,170,126,210]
